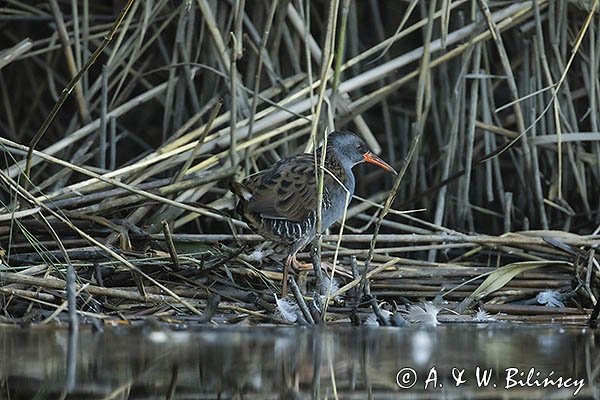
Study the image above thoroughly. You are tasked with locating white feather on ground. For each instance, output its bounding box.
[472,308,497,322]
[319,275,341,299]
[238,242,275,264]
[275,296,299,323]
[403,302,441,326]
[536,289,566,308]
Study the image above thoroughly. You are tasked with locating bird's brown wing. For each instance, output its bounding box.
[245,154,339,222]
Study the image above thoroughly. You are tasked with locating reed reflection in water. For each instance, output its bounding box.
[0,324,597,399]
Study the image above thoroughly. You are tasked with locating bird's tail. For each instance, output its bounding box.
[229,181,256,226]
[229,181,253,201]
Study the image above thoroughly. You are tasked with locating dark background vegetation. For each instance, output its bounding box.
[1,0,598,238]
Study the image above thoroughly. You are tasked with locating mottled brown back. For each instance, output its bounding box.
[244,152,345,223]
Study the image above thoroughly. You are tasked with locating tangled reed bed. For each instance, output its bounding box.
[0,0,599,326]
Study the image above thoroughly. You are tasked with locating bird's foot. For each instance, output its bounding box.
[291,256,334,272]
[291,258,313,271]
[281,256,330,298]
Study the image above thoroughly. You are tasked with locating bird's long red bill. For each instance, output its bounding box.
[363,151,397,175]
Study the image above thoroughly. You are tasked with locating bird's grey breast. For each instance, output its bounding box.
[320,169,355,232]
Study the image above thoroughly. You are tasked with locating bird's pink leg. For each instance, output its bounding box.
[291,254,313,271]
[281,248,322,297]
[281,253,311,297]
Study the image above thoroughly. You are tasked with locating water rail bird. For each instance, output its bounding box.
[231,131,397,297]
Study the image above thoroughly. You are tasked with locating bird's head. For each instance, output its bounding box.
[327,131,397,174]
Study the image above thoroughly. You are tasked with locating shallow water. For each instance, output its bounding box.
[0,324,597,399]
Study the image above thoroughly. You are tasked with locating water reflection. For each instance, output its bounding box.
[0,324,598,399]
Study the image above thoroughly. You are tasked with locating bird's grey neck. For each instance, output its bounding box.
[322,145,355,192]
[322,144,351,165]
